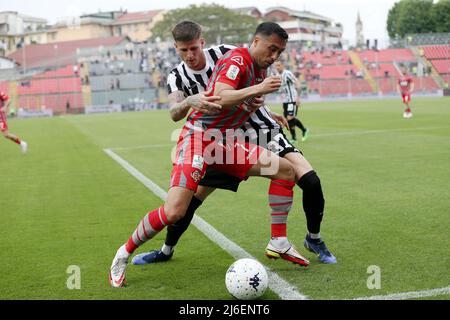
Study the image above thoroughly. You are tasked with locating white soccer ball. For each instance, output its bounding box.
[225,258,269,300]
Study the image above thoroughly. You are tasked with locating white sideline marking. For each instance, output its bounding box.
[354,286,450,300]
[104,148,308,300]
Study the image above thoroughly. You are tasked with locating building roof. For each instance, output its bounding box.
[0,11,47,24]
[112,10,164,25]
[8,36,127,69]
[265,6,332,23]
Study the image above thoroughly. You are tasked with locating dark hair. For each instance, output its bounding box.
[254,22,289,41]
[172,20,202,42]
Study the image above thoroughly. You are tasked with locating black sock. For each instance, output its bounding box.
[295,118,306,133]
[297,171,325,234]
[288,119,297,140]
[165,196,202,247]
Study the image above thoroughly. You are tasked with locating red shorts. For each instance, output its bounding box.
[170,128,264,192]
[0,111,8,132]
[401,93,411,104]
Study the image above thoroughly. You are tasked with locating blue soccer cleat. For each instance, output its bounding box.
[132,249,173,265]
[304,235,337,264]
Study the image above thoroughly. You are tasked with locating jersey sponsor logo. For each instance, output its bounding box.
[230,56,244,66]
[192,154,204,170]
[226,65,240,80]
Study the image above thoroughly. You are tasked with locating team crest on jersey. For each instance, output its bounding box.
[226,65,240,80]
[191,170,202,183]
[231,56,244,66]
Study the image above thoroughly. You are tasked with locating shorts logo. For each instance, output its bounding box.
[226,65,240,80]
[192,154,204,170]
[191,170,202,183]
[231,56,244,66]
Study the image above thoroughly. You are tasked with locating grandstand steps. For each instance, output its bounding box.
[410,46,446,89]
[8,82,18,110]
[82,85,92,107]
[348,50,379,93]
[81,63,92,107]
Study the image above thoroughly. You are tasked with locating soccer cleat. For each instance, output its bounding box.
[304,235,337,264]
[265,242,309,266]
[407,112,413,118]
[289,138,297,144]
[132,249,173,265]
[20,141,27,153]
[302,129,309,142]
[109,245,129,288]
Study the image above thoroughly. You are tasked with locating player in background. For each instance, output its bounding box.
[0,92,27,153]
[109,22,305,288]
[274,61,309,143]
[397,68,414,119]
[132,21,336,269]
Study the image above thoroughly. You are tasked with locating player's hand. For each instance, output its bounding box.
[257,76,282,95]
[269,111,289,129]
[246,95,265,112]
[187,88,222,115]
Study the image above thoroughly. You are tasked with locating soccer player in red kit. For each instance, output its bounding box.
[397,69,414,119]
[109,22,303,288]
[134,21,335,269]
[0,92,27,153]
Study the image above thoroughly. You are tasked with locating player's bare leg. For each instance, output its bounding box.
[132,186,216,265]
[247,149,310,266]
[110,187,194,287]
[2,130,27,153]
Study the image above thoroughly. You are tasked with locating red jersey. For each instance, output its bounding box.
[0,100,8,132]
[185,47,266,133]
[398,76,413,94]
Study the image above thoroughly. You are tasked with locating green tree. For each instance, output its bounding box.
[430,0,450,33]
[387,0,435,38]
[150,4,258,45]
[387,1,402,39]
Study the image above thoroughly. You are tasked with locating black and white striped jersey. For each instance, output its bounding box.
[167,44,236,96]
[166,44,281,132]
[279,69,298,103]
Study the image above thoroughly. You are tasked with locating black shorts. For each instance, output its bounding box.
[283,102,298,117]
[198,129,301,192]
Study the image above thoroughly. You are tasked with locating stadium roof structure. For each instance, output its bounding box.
[111,10,165,25]
[8,36,128,69]
[265,6,333,24]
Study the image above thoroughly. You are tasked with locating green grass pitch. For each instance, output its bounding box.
[0,97,449,300]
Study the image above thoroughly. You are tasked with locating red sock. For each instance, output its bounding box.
[268,179,295,238]
[125,205,170,254]
[12,137,21,145]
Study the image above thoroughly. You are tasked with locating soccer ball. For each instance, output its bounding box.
[225,258,269,300]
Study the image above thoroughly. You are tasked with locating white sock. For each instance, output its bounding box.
[119,244,131,259]
[161,244,174,255]
[309,232,321,240]
[270,237,290,249]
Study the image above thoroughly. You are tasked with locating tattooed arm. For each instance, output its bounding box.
[168,89,222,122]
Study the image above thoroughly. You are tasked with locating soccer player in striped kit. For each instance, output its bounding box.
[132,21,336,269]
[274,61,309,142]
[0,92,27,153]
